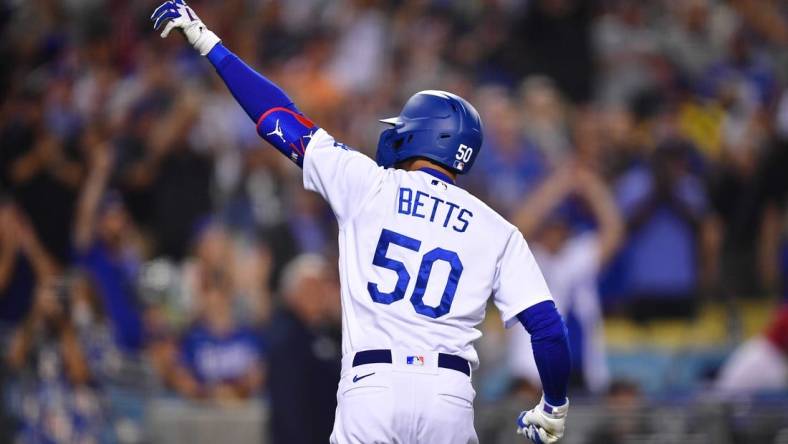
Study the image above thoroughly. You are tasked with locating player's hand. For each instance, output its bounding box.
[516,396,568,444]
[151,0,220,56]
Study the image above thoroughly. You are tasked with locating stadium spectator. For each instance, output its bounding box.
[709,125,776,298]
[469,86,549,216]
[67,270,128,384]
[0,200,57,328]
[182,219,273,325]
[181,220,235,316]
[327,1,388,95]
[6,276,104,443]
[587,380,652,444]
[659,0,736,82]
[511,163,623,393]
[170,269,265,403]
[754,106,788,297]
[507,0,595,103]
[716,305,788,393]
[593,0,663,105]
[699,26,778,112]
[614,138,719,319]
[0,89,84,265]
[519,76,572,164]
[133,95,213,260]
[73,132,145,352]
[267,254,341,444]
[0,201,59,443]
[262,187,336,289]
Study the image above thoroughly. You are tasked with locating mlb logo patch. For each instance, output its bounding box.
[406,355,425,366]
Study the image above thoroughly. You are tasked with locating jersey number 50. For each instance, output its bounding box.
[367,229,463,318]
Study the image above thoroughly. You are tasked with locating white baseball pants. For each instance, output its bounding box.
[330,350,478,444]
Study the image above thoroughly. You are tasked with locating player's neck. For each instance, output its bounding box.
[402,159,457,183]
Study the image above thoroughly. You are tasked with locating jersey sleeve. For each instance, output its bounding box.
[302,129,387,225]
[492,229,553,328]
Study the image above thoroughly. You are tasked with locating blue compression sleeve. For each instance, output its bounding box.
[516,301,570,406]
[207,43,297,121]
[206,43,317,167]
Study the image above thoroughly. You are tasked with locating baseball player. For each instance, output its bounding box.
[151,2,571,443]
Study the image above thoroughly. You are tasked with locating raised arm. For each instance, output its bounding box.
[151,0,387,227]
[152,1,317,168]
[513,166,575,238]
[73,141,112,252]
[573,167,624,266]
[0,203,19,292]
[14,209,58,279]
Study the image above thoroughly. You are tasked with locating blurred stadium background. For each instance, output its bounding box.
[1,0,788,443]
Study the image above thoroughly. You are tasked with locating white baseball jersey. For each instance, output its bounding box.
[303,128,553,368]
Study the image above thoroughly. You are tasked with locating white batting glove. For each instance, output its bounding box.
[151,0,220,56]
[516,396,569,444]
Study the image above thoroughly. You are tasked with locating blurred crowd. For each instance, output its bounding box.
[1,0,788,442]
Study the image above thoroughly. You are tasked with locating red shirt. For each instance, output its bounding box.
[765,306,788,355]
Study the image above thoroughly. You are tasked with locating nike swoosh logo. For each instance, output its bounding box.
[352,372,375,383]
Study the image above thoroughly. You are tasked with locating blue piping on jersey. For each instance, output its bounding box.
[418,167,455,184]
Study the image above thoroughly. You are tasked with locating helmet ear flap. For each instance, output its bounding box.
[376,127,400,168]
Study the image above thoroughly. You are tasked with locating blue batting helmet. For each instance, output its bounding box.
[376,90,483,175]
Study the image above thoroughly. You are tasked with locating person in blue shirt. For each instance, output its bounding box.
[73,138,144,352]
[172,270,264,401]
[614,138,717,320]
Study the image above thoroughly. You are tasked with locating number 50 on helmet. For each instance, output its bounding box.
[376,90,484,175]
